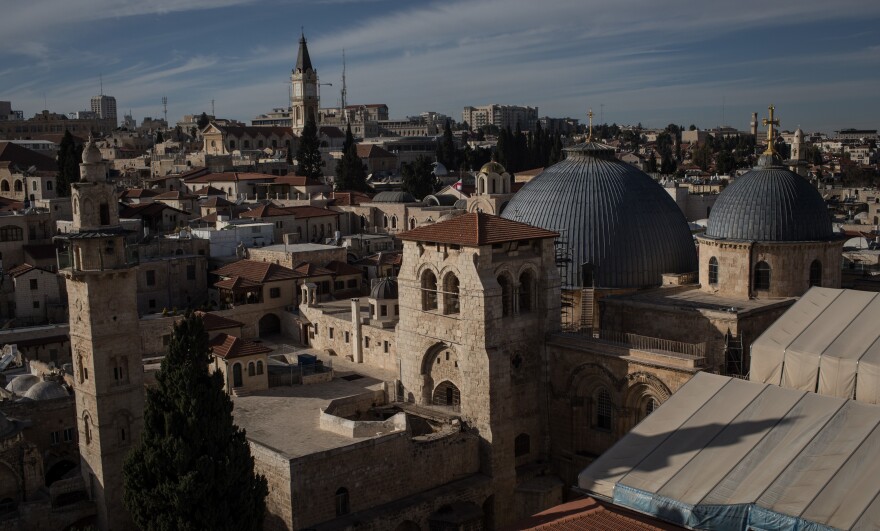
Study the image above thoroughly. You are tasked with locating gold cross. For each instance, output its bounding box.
[762,104,780,155]
[587,108,594,141]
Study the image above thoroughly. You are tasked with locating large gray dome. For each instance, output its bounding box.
[501,142,697,288]
[372,191,417,203]
[705,161,833,242]
[5,374,39,395]
[24,380,68,401]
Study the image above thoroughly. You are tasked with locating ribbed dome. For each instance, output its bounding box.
[480,161,507,175]
[24,380,68,401]
[5,374,39,395]
[372,191,416,203]
[370,277,398,300]
[705,163,833,242]
[501,142,697,288]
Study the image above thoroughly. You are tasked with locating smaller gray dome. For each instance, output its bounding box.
[372,191,416,203]
[370,278,398,300]
[453,199,468,210]
[24,380,68,401]
[5,374,39,395]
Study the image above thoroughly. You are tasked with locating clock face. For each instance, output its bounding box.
[293,85,302,97]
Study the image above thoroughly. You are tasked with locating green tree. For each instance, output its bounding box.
[716,150,736,175]
[335,124,370,192]
[155,131,164,144]
[693,142,713,171]
[436,119,456,170]
[296,118,324,180]
[123,313,268,531]
[197,112,210,130]
[56,130,81,197]
[646,153,658,173]
[400,155,437,199]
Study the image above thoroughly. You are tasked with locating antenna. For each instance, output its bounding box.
[341,49,348,122]
[162,96,168,125]
[211,99,215,117]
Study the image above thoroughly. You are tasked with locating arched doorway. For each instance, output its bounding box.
[45,459,77,487]
[432,381,460,410]
[232,363,243,387]
[258,313,281,336]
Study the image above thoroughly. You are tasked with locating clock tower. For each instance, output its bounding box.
[291,32,319,135]
[59,137,144,530]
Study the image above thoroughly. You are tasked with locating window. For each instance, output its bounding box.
[328,327,334,339]
[29,279,38,290]
[443,273,460,315]
[809,260,822,287]
[63,427,75,442]
[596,389,613,431]
[0,226,22,242]
[32,180,37,191]
[51,431,61,445]
[149,299,156,309]
[46,181,53,191]
[347,279,358,289]
[364,337,370,348]
[708,257,719,285]
[644,397,658,418]
[344,331,350,343]
[334,280,344,291]
[257,361,264,375]
[270,287,281,298]
[518,271,534,313]
[187,264,196,280]
[384,341,390,353]
[498,275,512,316]
[146,270,156,286]
[421,270,438,310]
[248,362,255,377]
[99,203,110,225]
[83,415,92,444]
[514,433,530,457]
[335,488,350,516]
[33,301,40,309]
[380,305,387,317]
[754,261,771,291]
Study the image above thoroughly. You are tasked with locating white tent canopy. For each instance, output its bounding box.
[750,287,880,403]
[578,373,880,530]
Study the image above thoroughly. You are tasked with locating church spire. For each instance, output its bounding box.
[296,31,313,73]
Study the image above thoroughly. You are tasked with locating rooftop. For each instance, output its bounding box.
[398,212,558,247]
[604,285,795,315]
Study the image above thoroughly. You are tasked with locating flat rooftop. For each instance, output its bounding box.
[255,243,340,252]
[232,373,388,460]
[605,286,794,315]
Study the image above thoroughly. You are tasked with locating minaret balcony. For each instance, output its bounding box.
[57,244,139,273]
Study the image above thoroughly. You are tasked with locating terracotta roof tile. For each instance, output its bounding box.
[397,212,558,246]
[292,262,334,277]
[192,185,226,196]
[7,263,35,277]
[240,203,295,219]
[0,142,57,172]
[214,259,303,283]
[119,188,159,199]
[194,311,244,331]
[271,175,324,187]
[209,333,272,360]
[199,196,235,208]
[329,191,373,206]
[510,497,685,530]
[186,172,276,184]
[325,260,363,277]
[213,277,263,290]
[154,190,197,200]
[354,251,403,266]
[285,206,338,219]
[355,144,395,159]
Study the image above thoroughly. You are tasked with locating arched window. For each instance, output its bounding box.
[99,203,110,225]
[490,179,496,194]
[409,218,416,230]
[360,215,368,229]
[383,215,389,228]
[754,261,771,291]
[233,363,243,387]
[256,361,264,375]
[46,181,53,190]
[32,180,37,191]
[83,413,92,445]
[13,180,22,192]
[644,396,658,419]
[514,433,530,457]
[708,257,719,285]
[518,271,534,313]
[443,273,460,315]
[421,270,438,311]
[498,274,512,317]
[809,260,822,287]
[229,140,236,150]
[248,362,255,377]
[391,216,397,229]
[243,140,251,149]
[0,180,8,192]
[596,389,613,431]
[335,487,350,516]
[478,176,486,195]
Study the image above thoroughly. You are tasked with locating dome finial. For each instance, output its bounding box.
[587,108,594,142]
[761,104,780,156]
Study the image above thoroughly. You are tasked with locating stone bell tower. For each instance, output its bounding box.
[58,137,143,530]
[291,31,319,135]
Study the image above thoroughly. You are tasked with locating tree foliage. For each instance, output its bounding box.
[296,118,324,180]
[56,130,81,197]
[123,313,268,531]
[335,124,370,192]
[435,119,457,170]
[401,155,438,200]
[197,112,210,130]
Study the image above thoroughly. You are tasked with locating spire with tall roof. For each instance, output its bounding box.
[295,31,313,73]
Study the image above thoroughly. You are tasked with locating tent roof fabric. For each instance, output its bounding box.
[750,287,880,403]
[578,372,880,531]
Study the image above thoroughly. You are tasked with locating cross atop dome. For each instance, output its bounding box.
[587,108,594,142]
[762,104,780,155]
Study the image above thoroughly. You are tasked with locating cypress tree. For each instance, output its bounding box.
[335,124,369,192]
[56,130,81,197]
[123,313,268,531]
[296,118,324,180]
[401,155,436,200]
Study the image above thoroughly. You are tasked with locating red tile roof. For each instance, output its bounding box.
[397,212,558,246]
[355,144,395,159]
[292,262,334,277]
[270,175,324,187]
[194,311,244,331]
[214,259,303,283]
[7,263,35,277]
[185,172,276,184]
[199,196,234,208]
[325,260,363,277]
[0,142,57,172]
[214,277,263,290]
[240,203,296,219]
[209,333,272,360]
[119,202,190,218]
[154,190,197,200]
[192,185,226,196]
[509,497,685,530]
[179,166,209,180]
[119,188,159,199]
[285,205,338,219]
[329,191,373,206]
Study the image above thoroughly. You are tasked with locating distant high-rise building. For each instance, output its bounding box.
[462,104,539,132]
[90,95,117,127]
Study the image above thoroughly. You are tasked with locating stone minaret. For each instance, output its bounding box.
[59,137,143,530]
[291,32,319,135]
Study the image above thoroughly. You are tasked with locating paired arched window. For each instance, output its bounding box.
[809,260,822,287]
[383,215,389,228]
[248,362,255,377]
[391,216,397,229]
[13,180,22,192]
[708,257,719,285]
[257,361,264,375]
[409,218,416,230]
[518,271,534,313]
[421,270,438,310]
[498,274,513,317]
[754,261,771,291]
[335,488,350,516]
[596,389,613,431]
[0,180,8,192]
[443,273,460,315]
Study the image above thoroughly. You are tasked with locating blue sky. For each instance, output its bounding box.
[1,0,879,133]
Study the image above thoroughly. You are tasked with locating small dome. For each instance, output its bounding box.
[82,137,102,164]
[372,191,417,203]
[705,161,833,242]
[480,161,507,175]
[24,380,68,401]
[794,128,804,140]
[453,199,468,210]
[370,277,399,300]
[5,374,39,395]
[432,162,448,176]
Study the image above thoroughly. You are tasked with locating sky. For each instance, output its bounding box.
[1,0,879,134]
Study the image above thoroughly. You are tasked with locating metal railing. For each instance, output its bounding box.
[594,329,707,359]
